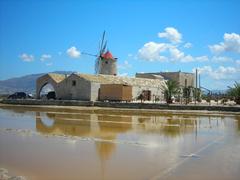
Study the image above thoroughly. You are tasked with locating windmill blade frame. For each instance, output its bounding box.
[82,31,108,75]
[82,52,98,57]
[101,41,107,55]
[99,31,106,55]
[95,57,102,74]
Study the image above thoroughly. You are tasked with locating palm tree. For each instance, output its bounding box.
[228,81,240,105]
[162,80,180,104]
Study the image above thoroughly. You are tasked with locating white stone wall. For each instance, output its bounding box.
[37,73,166,101]
[57,74,91,100]
[90,82,100,101]
[99,59,117,75]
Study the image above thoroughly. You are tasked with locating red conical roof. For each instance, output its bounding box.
[101,51,114,60]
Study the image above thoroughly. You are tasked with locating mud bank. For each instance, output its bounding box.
[1,99,240,113]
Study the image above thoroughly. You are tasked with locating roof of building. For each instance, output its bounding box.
[136,72,194,77]
[135,73,164,80]
[73,73,165,88]
[47,73,66,83]
[101,51,115,60]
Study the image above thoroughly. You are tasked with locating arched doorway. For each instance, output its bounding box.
[39,83,56,100]
[36,74,64,99]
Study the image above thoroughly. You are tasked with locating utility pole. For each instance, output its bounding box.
[199,73,201,102]
[195,69,198,105]
[199,74,200,89]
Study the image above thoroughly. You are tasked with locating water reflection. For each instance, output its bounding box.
[36,112,128,162]
[34,110,227,163]
[0,106,230,139]
[133,115,198,137]
[1,106,240,180]
[35,112,201,139]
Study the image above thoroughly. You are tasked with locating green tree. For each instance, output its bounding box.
[228,81,240,105]
[183,86,191,104]
[162,80,179,104]
[192,88,202,102]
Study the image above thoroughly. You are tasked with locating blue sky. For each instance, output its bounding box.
[0,0,239,90]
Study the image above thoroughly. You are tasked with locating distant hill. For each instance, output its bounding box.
[0,71,74,94]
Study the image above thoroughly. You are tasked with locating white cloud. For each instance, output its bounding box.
[196,65,240,80]
[209,44,225,54]
[211,56,233,63]
[118,60,132,69]
[138,42,169,62]
[158,27,182,43]
[66,46,81,58]
[180,55,194,62]
[180,55,209,63]
[195,56,209,62]
[138,27,211,63]
[169,46,184,60]
[183,42,192,48]
[138,41,208,63]
[19,53,34,62]
[40,54,52,61]
[209,33,240,54]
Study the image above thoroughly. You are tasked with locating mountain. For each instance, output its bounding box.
[0,71,74,94]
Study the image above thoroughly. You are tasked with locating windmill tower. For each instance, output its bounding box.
[83,31,117,76]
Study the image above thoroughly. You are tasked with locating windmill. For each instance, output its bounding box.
[82,31,117,75]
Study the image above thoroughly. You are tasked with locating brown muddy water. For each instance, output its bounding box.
[0,106,239,180]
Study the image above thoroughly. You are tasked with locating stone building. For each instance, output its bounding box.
[136,71,196,102]
[36,73,166,101]
[136,71,195,88]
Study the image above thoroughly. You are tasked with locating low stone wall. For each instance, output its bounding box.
[2,99,94,106]
[94,102,240,112]
[1,99,240,112]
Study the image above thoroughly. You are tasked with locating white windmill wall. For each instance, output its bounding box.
[99,59,117,75]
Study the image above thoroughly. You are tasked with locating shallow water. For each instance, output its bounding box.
[0,106,239,180]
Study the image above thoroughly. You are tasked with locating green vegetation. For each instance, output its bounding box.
[183,86,191,104]
[227,82,240,105]
[162,80,179,104]
[193,88,201,102]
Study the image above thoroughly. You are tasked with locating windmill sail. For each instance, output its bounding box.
[95,31,107,74]
[101,41,107,55]
[95,57,100,74]
[82,31,116,75]
[99,31,106,54]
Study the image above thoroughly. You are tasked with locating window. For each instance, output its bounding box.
[72,80,76,86]
[105,60,108,64]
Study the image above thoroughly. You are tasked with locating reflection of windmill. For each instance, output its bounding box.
[82,31,117,75]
